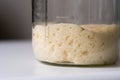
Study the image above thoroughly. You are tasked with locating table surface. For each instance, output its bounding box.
[0,40,120,80]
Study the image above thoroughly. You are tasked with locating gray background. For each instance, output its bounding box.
[0,0,117,40]
[0,0,32,39]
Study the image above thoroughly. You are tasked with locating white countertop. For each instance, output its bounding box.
[0,40,120,80]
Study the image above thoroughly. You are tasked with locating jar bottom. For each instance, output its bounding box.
[39,60,117,67]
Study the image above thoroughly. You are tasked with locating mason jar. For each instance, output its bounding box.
[32,0,119,66]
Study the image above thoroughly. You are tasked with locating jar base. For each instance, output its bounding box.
[39,60,117,67]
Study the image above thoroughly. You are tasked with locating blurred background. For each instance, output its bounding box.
[0,0,120,40]
[0,0,32,40]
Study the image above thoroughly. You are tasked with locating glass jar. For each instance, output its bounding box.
[32,0,119,66]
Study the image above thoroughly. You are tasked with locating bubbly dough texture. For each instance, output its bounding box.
[32,23,119,65]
